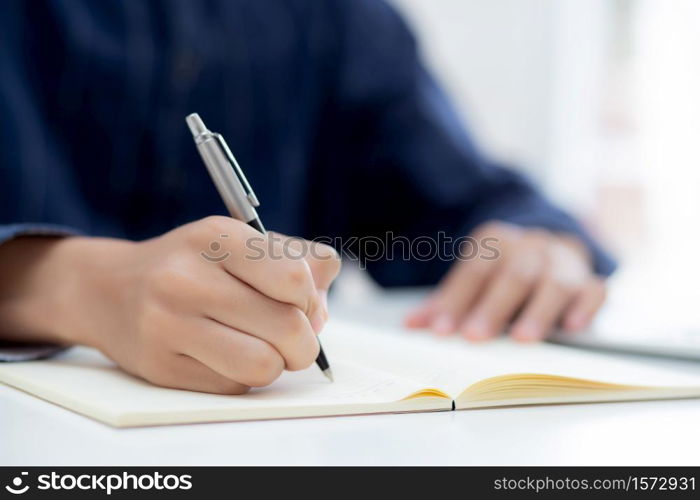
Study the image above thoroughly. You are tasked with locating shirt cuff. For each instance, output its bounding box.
[0,342,66,362]
[0,222,84,246]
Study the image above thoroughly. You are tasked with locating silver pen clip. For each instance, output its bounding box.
[214,134,260,208]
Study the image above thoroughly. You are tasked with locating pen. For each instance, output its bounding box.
[186,113,334,382]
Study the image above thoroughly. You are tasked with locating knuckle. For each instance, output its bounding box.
[135,303,172,345]
[547,256,589,291]
[200,215,231,234]
[281,307,319,371]
[547,273,578,295]
[247,346,284,387]
[282,306,309,339]
[306,244,342,284]
[186,216,236,246]
[283,259,313,290]
[146,259,194,304]
[315,242,341,263]
[503,260,538,286]
[297,338,320,370]
[310,254,342,278]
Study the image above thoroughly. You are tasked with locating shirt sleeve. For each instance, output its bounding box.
[324,0,616,286]
[0,341,67,362]
[0,223,81,362]
[0,223,83,246]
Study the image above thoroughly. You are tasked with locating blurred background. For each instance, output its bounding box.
[340,0,700,319]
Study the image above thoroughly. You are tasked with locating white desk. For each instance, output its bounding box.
[2,289,700,466]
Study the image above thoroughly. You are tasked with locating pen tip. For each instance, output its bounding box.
[323,368,334,383]
[186,113,208,138]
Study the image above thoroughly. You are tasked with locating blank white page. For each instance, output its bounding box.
[322,320,700,397]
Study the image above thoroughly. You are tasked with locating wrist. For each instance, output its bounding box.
[0,236,135,348]
[0,236,75,344]
[49,236,137,348]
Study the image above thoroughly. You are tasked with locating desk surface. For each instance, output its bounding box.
[3,288,700,466]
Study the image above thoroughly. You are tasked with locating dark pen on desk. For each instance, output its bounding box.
[186,113,334,382]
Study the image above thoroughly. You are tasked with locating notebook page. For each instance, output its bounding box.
[0,345,430,426]
[443,339,700,392]
[322,320,700,397]
[322,320,474,395]
[4,319,700,426]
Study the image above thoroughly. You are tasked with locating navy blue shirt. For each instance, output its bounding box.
[0,0,614,287]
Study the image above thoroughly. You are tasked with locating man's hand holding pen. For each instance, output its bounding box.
[0,218,341,394]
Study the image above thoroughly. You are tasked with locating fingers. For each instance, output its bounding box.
[281,235,341,291]
[424,259,493,335]
[105,218,341,394]
[410,227,517,334]
[563,278,607,332]
[404,301,437,329]
[269,233,342,327]
[192,266,320,370]
[225,230,318,317]
[509,278,576,342]
[509,239,591,341]
[141,352,251,395]
[188,217,324,330]
[460,252,543,340]
[510,276,606,342]
[403,221,608,343]
[173,316,288,387]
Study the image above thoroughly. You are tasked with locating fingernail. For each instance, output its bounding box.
[403,314,421,328]
[512,321,541,341]
[462,316,491,340]
[405,304,433,327]
[431,315,455,335]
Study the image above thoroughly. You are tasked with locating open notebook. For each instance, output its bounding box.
[2,320,700,427]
